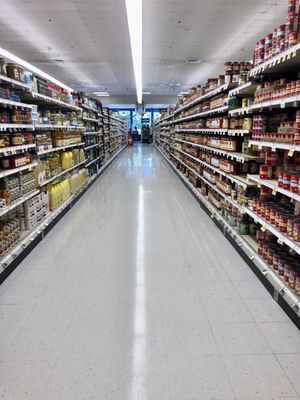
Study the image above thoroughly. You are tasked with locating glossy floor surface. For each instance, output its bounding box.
[0,145,300,400]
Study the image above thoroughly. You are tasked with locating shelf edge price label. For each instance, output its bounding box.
[272,188,277,196]
[261,226,267,232]
[277,237,284,245]
[288,148,295,157]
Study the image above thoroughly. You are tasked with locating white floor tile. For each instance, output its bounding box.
[244,298,290,323]
[223,354,297,399]
[277,354,300,395]
[211,323,272,355]
[258,322,300,354]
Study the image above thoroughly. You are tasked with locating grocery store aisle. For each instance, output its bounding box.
[0,144,300,400]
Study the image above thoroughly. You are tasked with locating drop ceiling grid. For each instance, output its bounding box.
[0,0,292,103]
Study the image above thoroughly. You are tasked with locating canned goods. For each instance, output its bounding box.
[260,165,273,180]
[283,172,292,190]
[291,173,299,193]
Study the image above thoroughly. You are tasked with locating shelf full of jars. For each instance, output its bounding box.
[0,52,126,280]
[155,0,300,322]
[102,109,128,160]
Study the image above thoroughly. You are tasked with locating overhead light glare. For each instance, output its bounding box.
[93,91,110,97]
[125,0,142,104]
[0,47,73,92]
[185,59,202,64]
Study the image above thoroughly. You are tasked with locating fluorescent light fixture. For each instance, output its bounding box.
[179,91,190,95]
[125,0,142,104]
[0,47,73,92]
[142,91,151,94]
[93,92,110,97]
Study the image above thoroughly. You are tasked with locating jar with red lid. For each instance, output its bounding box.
[257,241,263,256]
[295,274,300,296]
[290,173,299,193]
[289,269,298,289]
[265,203,274,222]
[293,220,300,242]
[283,171,292,190]
[266,246,275,266]
[260,187,271,200]
[283,260,293,282]
[260,165,273,180]
[278,171,284,187]
[277,256,286,276]
[269,207,277,225]
[278,212,290,233]
[260,202,267,219]
[287,216,295,237]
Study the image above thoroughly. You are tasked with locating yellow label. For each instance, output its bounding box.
[261,226,267,232]
[288,149,295,157]
[272,188,277,196]
[257,183,261,188]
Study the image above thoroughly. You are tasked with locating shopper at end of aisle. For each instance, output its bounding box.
[128,129,133,146]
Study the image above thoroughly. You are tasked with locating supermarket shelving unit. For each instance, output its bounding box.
[155,46,300,328]
[0,53,127,283]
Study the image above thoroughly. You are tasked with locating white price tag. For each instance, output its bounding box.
[277,237,283,245]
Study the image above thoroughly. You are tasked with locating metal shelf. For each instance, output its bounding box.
[173,82,237,115]
[229,94,300,116]
[174,138,263,163]
[249,43,300,77]
[82,117,100,123]
[0,161,37,178]
[172,105,229,124]
[40,161,86,186]
[0,124,34,131]
[247,174,300,202]
[81,104,98,113]
[0,74,32,91]
[84,143,104,151]
[37,143,84,156]
[175,128,249,136]
[34,124,85,131]
[244,207,300,256]
[0,97,33,109]
[0,144,36,155]
[0,190,40,218]
[171,145,253,189]
[23,92,81,111]
[249,140,300,153]
[85,155,101,168]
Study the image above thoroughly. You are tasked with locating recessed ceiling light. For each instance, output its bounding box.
[179,91,190,95]
[167,65,175,69]
[170,83,181,86]
[125,0,142,104]
[142,91,151,94]
[93,91,110,97]
[185,59,202,64]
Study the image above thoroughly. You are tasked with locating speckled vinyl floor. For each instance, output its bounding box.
[0,144,299,400]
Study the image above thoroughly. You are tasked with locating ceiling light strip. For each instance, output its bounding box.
[0,47,73,93]
[125,0,142,104]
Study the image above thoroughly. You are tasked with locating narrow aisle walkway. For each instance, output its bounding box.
[0,145,299,400]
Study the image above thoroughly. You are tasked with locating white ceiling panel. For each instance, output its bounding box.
[0,0,291,104]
